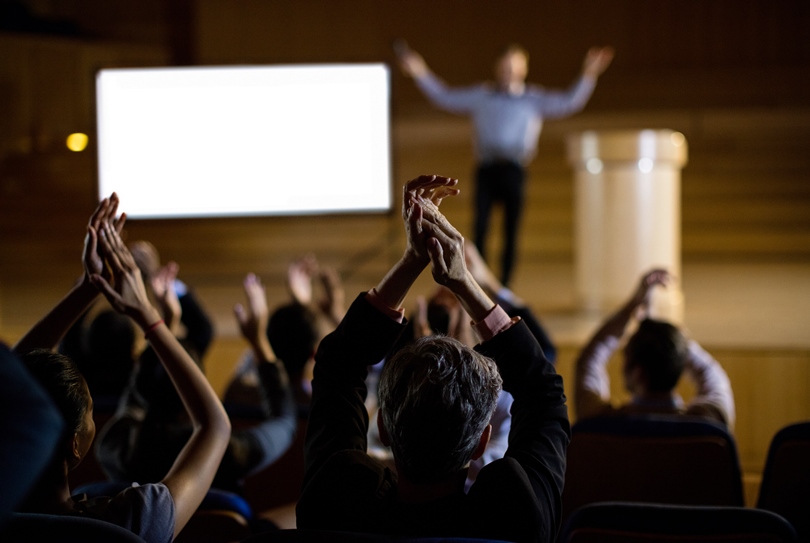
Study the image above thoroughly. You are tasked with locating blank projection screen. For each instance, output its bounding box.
[97,64,391,218]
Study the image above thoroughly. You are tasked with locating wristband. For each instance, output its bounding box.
[144,319,164,339]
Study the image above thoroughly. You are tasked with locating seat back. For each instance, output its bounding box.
[559,502,797,543]
[174,509,252,543]
[242,530,514,542]
[757,421,810,543]
[1,512,147,543]
[563,415,744,520]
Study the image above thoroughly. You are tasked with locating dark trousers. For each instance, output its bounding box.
[474,160,525,286]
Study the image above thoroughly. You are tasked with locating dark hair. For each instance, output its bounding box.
[21,349,90,437]
[83,310,136,397]
[378,336,502,483]
[267,302,319,378]
[624,319,688,392]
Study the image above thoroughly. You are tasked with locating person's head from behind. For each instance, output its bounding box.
[495,44,529,89]
[378,336,502,484]
[267,302,319,380]
[623,318,688,396]
[129,240,160,283]
[21,349,95,470]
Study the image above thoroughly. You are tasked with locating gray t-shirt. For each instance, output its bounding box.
[72,482,176,543]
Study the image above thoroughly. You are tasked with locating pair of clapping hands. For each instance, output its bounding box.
[402,175,467,289]
[85,194,162,329]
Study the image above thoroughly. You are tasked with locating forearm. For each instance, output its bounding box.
[574,334,618,420]
[13,277,98,353]
[449,272,496,324]
[374,253,427,311]
[684,341,736,428]
[413,72,477,113]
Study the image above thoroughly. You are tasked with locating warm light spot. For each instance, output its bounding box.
[670,132,685,146]
[638,158,654,173]
[586,158,603,174]
[66,133,88,152]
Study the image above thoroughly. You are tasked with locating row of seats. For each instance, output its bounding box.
[4,418,807,542]
[562,416,809,542]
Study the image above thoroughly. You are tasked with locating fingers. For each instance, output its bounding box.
[88,197,110,229]
[427,237,449,280]
[404,175,457,199]
[243,273,268,317]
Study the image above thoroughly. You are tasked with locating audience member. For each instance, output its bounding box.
[12,194,231,543]
[574,269,735,428]
[296,175,568,543]
[225,254,345,417]
[97,273,297,494]
[374,240,558,489]
[0,344,64,528]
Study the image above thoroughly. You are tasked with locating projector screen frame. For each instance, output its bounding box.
[96,62,394,220]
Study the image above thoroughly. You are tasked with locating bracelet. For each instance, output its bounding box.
[144,319,164,339]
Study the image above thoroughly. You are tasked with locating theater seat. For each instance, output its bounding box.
[563,415,744,521]
[241,530,514,543]
[1,512,147,543]
[558,502,797,543]
[757,421,810,543]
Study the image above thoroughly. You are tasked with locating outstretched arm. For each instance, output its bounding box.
[13,194,125,354]
[574,269,669,420]
[394,41,480,114]
[533,46,614,120]
[90,221,230,540]
[582,46,614,80]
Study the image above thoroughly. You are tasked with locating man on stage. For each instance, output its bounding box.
[397,42,614,285]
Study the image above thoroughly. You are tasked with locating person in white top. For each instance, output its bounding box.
[574,269,735,429]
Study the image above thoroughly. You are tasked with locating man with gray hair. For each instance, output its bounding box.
[297,175,569,542]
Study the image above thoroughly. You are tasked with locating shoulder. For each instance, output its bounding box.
[75,483,176,543]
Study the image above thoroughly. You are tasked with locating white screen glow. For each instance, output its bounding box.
[97,64,391,218]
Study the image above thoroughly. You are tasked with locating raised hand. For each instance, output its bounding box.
[288,254,319,306]
[234,273,269,345]
[89,222,160,328]
[582,46,615,78]
[628,268,671,319]
[83,193,127,282]
[394,41,429,79]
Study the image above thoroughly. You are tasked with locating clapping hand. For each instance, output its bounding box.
[83,193,127,283]
[90,221,160,328]
[583,46,615,78]
[403,175,459,265]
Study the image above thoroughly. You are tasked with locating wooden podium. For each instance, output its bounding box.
[567,129,688,321]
